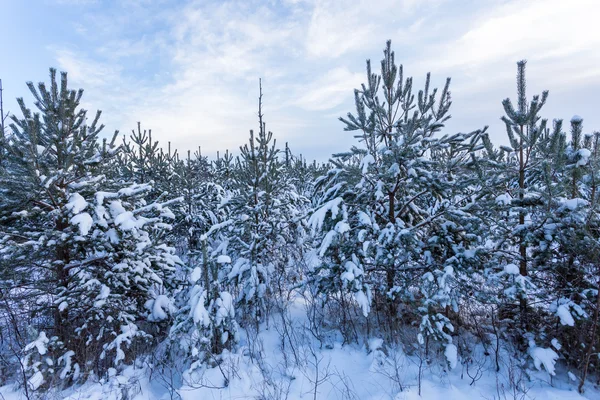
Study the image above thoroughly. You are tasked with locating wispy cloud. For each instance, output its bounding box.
[294,67,364,111]
[428,0,600,74]
[40,0,600,160]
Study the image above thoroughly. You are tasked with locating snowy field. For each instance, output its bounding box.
[2,296,597,400]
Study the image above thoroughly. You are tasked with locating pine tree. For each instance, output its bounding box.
[476,62,600,380]
[480,61,570,356]
[0,69,180,390]
[167,177,238,368]
[213,149,235,189]
[227,80,306,327]
[309,41,485,362]
[118,122,179,200]
[498,60,549,302]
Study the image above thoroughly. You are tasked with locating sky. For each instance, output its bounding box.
[1,0,599,161]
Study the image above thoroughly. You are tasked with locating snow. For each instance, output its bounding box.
[27,371,44,390]
[108,199,126,217]
[561,198,588,211]
[4,299,597,400]
[98,284,110,299]
[335,220,350,234]
[495,193,511,205]
[114,211,144,230]
[94,285,110,308]
[340,260,361,283]
[105,323,139,365]
[117,184,150,197]
[24,331,49,355]
[160,207,176,219]
[354,289,371,317]
[190,267,202,283]
[571,115,583,123]
[504,263,520,275]
[318,230,337,257]
[71,212,93,235]
[360,154,374,173]
[11,210,28,218]
[368,337,383,353]
[557,304,575,326]
[357,210,371,226]
[387,162,400,174]
[215,291,235,325]
[551,338,562,350]
[308,197,343,233]
[199,219,234,241]
[375,179,384,199]
[148,295,174,321]
[66,193,88,214]
[577,148,591,166]
[445,342,458,369]
[190,287,210,327]
[106,228,119,244]
[58,301,68,312]
[217,255,231,264]
[569,371,578,382]
[58,350,76,380]
[529,345,559,376]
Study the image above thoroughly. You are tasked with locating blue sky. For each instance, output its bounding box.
[2,0,599,160]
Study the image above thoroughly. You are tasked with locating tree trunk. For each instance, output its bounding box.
[55,217,70,344]
[518,129,528,330]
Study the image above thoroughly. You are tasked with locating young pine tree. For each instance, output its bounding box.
[309,42,485,363]
[227,81,306,328]
[0,69,180,390]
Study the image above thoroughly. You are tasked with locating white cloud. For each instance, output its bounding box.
[53,49,143,133]
[294,67,363,110]
[429,0,600,74]
[45,0,600,160]
[54,49,121,88]
[305,0,373,58]
[305,0,445,59]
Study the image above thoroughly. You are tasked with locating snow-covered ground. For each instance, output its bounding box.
[2,296,598,400]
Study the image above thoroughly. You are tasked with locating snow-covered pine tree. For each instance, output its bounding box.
[227,80,306,328]
[496,60,549,308]
[309,41,485,362]
[213,149,235,189]
[474,62,600,380]
[0,69,180,390]
[284,145,329,199]
[526,116,600,387]
[118,122,179,202]
[479,61,572,356]
[167,174,238,369]
[572,127,600,392]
